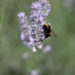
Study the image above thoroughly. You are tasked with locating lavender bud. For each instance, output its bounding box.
[43,45,52,53]
[30,70,38,75]
[32,47,37,52]
[31,2,41,10]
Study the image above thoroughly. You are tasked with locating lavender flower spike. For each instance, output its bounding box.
[17,0,51,52]
[30,0,51,49]
[17,12,30,44]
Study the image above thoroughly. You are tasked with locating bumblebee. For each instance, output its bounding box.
[43,24,53,39]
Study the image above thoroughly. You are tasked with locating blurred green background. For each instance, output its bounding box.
[0,0,75,75]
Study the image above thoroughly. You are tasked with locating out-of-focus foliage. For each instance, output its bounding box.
[0,0,75,75]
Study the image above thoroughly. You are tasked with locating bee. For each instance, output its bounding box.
[43,24,53,39]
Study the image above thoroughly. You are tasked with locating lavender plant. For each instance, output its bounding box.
[17,0,51,52]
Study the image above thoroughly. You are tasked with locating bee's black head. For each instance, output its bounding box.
[43,25,47,30]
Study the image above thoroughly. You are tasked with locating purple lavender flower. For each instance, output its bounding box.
[30,70,38,75]
[17,12,30,44]
[17,0,51,52]
[43,45,52,53]
[31,2,42,10]
[39,0,51,17]
[17,12,37,52]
